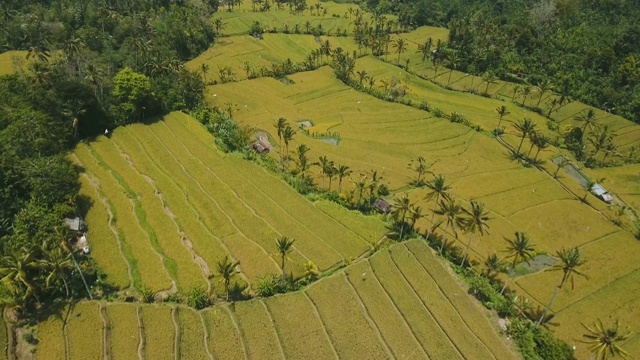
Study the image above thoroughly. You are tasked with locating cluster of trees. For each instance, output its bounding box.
[0,0,215,317]
[364,0,640,124]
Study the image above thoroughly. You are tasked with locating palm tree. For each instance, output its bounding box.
[409,156,431,186]
[495,105,510,130]
[582,319,632,360]
[460,200,491,267]
[537,247,589,325]
[521,86,532,106]
[216,256,239,301]
[336,164,352,193]
[553,156,571,178]
[446,51,461,85]
[575,109,599,143]
[424,174,451,237]
[483,253,507,279]
[276,237,295,280]
[317,156,334,190]
[200,63,210,84]
[0,249,40,302]
[482,71,498,95]
[214,19,226,35]
[295,144,311,175]
[356,70,368,86]
[502,232,536,294]
[433,199,465,254]
[275,117,288,166]
[417,38,432,63]
[38,247,73,298]
[588,125,615,159]
[535,77,554,107]
[354,174,368,210]
[391,194,412,240]
[409,205,424,234]
[283,125,295,169]
[514,118,537,154]
[533,135,550,161]
[393,38,407,64]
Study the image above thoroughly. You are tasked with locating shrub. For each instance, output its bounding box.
[508,318,575,360]
[186,286,209,309]
[140,287,155,303]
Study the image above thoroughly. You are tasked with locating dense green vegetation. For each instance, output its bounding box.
[0,0,212,315]
[359,0,640,125]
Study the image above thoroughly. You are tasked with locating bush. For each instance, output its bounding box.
[508,318,576,360]
[186,286,209,309]
[140,287,155,303]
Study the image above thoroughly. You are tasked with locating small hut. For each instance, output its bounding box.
[591,183,613,204]
[252,132,272,155]
[65,217,87,233]
[373,199,391,214]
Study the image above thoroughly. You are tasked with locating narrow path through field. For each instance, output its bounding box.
[171,307,180,360]
[111,140,212,292]
[300,292,339,360]
[341,274,395,359]
[258,301,286,360]
[99,303,111,360]
[72,154,135,291]
[136,306,145,360]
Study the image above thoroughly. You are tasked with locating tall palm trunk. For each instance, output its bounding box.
[439,223,450,254]
[460,233,474,267]
[517,135,526,154]
[281,255,286,280]
[500,276,510,295]
[538,285,561,325]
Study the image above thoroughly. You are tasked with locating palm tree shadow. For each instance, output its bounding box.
[526,306,560,329]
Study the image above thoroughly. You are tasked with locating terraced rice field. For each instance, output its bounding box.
[204,53,640,357]
[0,50,26,75]
[214,1,377,37]
[33,241,517,359]
[72,112,378,295]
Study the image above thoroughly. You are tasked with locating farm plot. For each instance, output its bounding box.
[305,273,390,359]
[66,302,103,360]
[213,1,371,37]
[264,292,337,359]
[35,308,67,360]
[0,50,26,75]
[74,145,173,293]
[176,307,210,360]
[202,306,246,360]
[104,304,140,360]
[75,173,131,290]
[232,300,284,360]
[140,305,175,359]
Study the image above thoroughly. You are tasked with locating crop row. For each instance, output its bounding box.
[90,138,207,292]
[75,145,172,293]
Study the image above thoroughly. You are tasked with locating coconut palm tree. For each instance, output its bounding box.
[495,105,510,130]
[554,156,571,178]
[276,237,295,280]
[409,205,424,234]
[588,125,615,160]
[356,70,368,86]
[200,63,210,84]
[213,18,226,35]
[482,71,498,95]
[483,253,507,279]
[424,174,451,237]
[336,164,352,193]
[0,249,40,303]
[295,144,311,175]
[433,199,465,254]
[460,200,491,267]
[446,51,461,85]
[521,86,532,106]
[533,135,550,161]
[391,194,412,240]
[501,232,536,294]
[216,256,239,301]
[575,109,599,142]
[393,38,407,64]
[317,156,334,190]
[514,118,537,154]
[354,174,368,210]
[409,156,431,186]
[535,77,554,108]
[582,319,632,360]
[38,246,73,298]
[417,38,432,63]
[538,247,589,325]
[283,125,295,170]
